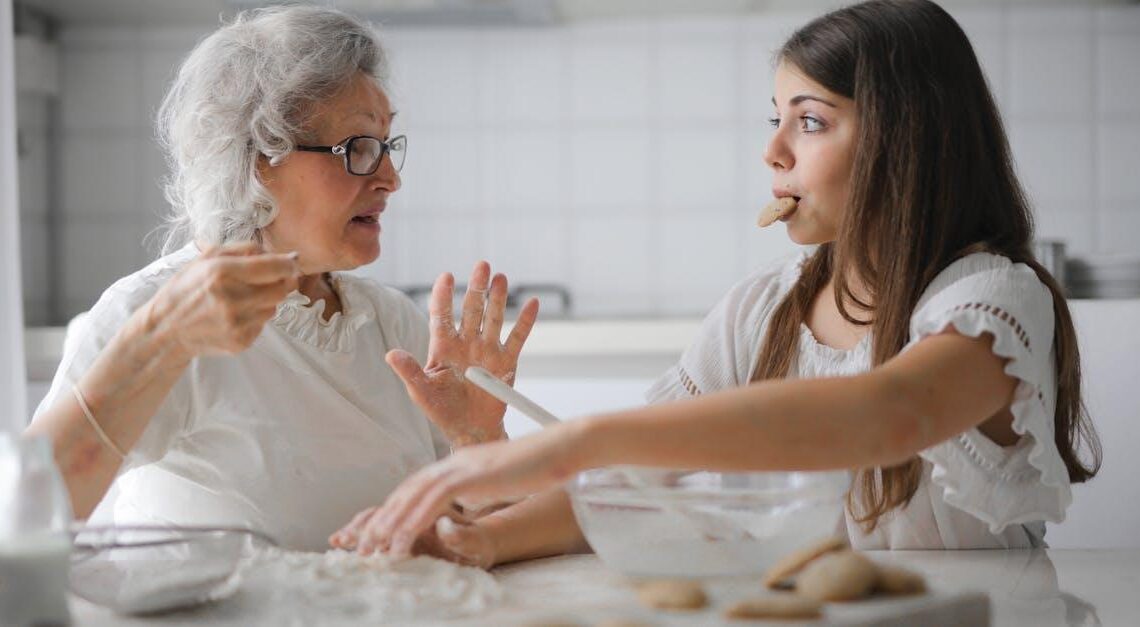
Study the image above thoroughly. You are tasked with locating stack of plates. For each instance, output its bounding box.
[1066,257,1140,299]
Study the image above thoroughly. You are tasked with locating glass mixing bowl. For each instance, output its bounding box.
[68,524,277,615]
[568,467,850,577]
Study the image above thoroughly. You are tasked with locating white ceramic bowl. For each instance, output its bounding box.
[567,467,850,577]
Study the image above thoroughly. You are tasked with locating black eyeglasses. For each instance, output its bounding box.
[296,135,406,175]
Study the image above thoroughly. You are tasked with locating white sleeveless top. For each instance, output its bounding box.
[33,244,449,551]
[646,250,1069,549]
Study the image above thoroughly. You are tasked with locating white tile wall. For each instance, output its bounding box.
[17,3,1140,322]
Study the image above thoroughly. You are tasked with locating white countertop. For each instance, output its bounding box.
[68,549,1140,626]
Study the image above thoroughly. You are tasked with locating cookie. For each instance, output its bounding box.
[762,535,849,589]
[873,564,927,596]
[795,550,879,602]
[635,579,708,611]
[725,594,822,620]
[757,196,798,227]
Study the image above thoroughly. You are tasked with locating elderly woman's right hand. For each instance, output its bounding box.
[145,242,299,359]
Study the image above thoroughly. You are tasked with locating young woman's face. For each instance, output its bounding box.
[764,62,857,245]
[259,72,401,274]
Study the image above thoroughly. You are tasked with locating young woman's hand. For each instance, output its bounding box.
[386,261,539,447]
[145,242,299,360]
[330,508,497,569]
[331,421,590,558]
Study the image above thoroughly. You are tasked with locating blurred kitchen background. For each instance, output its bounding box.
[7,0,1140,547]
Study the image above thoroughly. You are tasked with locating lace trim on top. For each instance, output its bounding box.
[678,367,702,396]
[271,274,374,353]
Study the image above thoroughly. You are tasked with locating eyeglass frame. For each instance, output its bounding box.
[295,134,407,175]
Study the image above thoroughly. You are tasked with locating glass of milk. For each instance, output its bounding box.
[0,433,74,626]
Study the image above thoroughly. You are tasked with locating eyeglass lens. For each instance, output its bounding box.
[347,136,405,174]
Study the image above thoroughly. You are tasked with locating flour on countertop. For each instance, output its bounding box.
[240,548,503,625]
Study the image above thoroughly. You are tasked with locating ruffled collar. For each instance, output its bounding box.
[798,323,872,364]
[271,274,374,353]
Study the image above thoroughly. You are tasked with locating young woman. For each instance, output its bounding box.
[332,0,1101,563]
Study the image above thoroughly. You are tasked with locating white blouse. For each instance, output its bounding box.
[646,250,1069,549]
[34,244,449,551]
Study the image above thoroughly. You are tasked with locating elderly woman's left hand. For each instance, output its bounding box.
[386,261,538,447]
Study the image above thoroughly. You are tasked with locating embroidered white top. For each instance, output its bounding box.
[33,244,450,551]
[646,250,1068,549]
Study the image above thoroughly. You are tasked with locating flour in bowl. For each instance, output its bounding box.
[240,548,503,625]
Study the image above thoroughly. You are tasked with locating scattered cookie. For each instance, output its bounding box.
[757,196,798,227]
[635,579,708,611]
[762,535,849,589]
[873,564,927,596]
[725,594,823,621]
[795,550,878,602]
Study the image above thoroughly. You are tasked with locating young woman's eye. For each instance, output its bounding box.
[767,117,781,128]
[800,115,825,133]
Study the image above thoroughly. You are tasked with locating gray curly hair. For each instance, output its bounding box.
[156,4,389,253]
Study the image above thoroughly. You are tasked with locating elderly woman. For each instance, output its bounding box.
[25,5,537,551]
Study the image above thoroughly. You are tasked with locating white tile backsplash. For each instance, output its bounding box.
[1097,207,1140,257]
[1097,36,1140,116]
[385,31,482,128]
[569,38,652,122]
[657,37,738,122]
[19,218,51,309]
[60,133,139,217]
[569,128,652,213]
[1035,208,1097,257]
[61,218,146,311]
[19,3,1140,323]
[657,127,740,215]
[401,216,484,286]
[59,47,142,131]
[16,124,49,217]
[485,129,565,216]
[478,30,567,124]
[1007,121,1094,206]
[1008,36,1093,118]
[571,216,653,314]
[396,128,483,216]
[657,215,741,315]
[480,216,571,286]
[1098,122,1140,202]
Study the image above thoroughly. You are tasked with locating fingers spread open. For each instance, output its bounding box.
[429,272,457,335]
[504,297,539,356]
[459,261,491,337]
[481,273,509,342]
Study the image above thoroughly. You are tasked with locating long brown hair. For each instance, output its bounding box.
[752,0,1101,531]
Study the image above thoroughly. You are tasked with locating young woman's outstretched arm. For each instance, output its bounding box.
[336,329,1017,557]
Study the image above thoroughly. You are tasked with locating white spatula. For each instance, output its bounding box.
[463,367,753,542]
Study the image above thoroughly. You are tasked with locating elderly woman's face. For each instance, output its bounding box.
[259,72,400,273]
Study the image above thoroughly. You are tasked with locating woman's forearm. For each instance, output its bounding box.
[23,300,193,519]
[578,333,1015,475]
[581,373,918,474]
[480,487,590,567]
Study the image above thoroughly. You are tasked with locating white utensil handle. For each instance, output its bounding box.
[464,367,562,427]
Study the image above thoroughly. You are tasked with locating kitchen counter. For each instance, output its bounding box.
[67,549,1139,626]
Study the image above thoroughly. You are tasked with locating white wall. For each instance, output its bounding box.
[19,3,1140,321]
